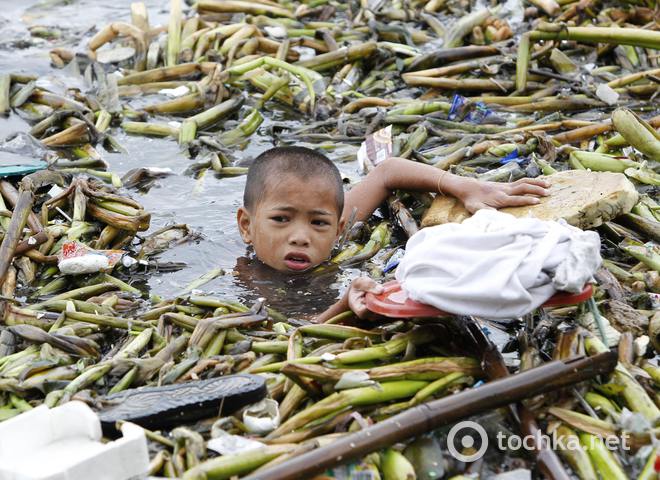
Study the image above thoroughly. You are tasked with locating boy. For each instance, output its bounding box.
[237,146,549,321]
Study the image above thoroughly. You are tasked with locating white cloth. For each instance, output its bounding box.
[395,210,601,319]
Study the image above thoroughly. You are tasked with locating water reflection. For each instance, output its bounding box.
[232,254,342,319]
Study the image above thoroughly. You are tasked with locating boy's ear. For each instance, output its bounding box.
[237,207,253,244]
[336,217,346,239]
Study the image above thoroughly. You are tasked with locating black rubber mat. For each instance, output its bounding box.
[98,374,267,434]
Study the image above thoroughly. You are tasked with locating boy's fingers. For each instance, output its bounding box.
[370,284,384,295]
[354,276,379,291]
[348,290,366,309]
[507,183,549,197]
[502,195,541,207]
[361,281,383,294]
[354,301,368,319]
[514,177,551,188]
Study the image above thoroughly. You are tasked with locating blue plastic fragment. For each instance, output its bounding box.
[382,249,404,274]
[448,94,466,121]
[499,148,520,164]
[0,163,47,177]
[448,94,494,124]
[383,260,400,274]
[0,152,47,178]
[464,103,491,124]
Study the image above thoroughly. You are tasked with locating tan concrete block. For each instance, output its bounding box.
[421,170,639,230]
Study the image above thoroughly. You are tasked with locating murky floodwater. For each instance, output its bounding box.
[0,0,362,317]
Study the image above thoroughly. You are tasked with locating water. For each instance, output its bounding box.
[0,0,361,318]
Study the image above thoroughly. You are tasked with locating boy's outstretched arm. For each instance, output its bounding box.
[342,157,550,222]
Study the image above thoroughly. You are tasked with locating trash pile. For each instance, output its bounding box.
[0,0,659,478]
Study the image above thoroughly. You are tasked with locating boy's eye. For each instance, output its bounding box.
[270,216,288,223]
[312,219,330,227]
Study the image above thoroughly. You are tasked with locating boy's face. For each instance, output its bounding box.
[237,173,344,273]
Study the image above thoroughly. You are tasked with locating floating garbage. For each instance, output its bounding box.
[242,398,281,435]
[57,242,125,275]
[0,401,149,480]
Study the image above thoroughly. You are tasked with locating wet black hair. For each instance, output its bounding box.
[243,146,344,214]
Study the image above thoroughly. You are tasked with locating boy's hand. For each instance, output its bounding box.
[456,177,550,214]
[346,277,383,319]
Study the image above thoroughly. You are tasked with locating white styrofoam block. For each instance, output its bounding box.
[0,401,149,480]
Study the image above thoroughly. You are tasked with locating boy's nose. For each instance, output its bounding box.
[288,229,310,247]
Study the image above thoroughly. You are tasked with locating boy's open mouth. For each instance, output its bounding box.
[284,252,311,271]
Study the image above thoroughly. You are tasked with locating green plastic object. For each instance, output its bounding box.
[0,152,47,178]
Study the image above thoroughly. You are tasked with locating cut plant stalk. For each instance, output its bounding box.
[554,424,598,480]
[295,42,377,72]
[196,0,294,18]
[381,449,416,480]
[269,380,429,438]
[118,63,202,86]
[619,239,660,272]
[548,407,618,438]
[64,311,152,330]
[88,22,147,70]
[333,327,435,365]
[283,356,482,384]
[584,392,621,421]
[131,2,149,32]
[298,324,381,341]
[143,93,203,114]
[218,109,263,146]
[404,75,516,92]
[568,151,640,173]
[190,96,244,131]
[612,108,660,162]
[167,0,182,67]
[121,122,180,137]
[0,74,11,114]
[613,366,660,422]
[585,334,660,422]
[228,56,321,110]
[182,445,297,480]
[444,8,491,48]
[578,433,627,480]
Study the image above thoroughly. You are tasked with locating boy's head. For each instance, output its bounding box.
[237,146,345,273]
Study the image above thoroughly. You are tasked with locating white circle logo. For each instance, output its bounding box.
[447,420,489,462]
